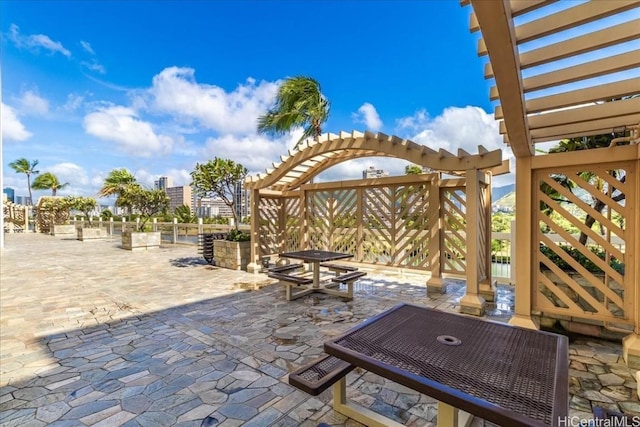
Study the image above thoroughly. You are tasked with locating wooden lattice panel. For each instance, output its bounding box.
[441,188,467,275]
[283,197,301,252]
[394,184,430,269]
[534,161,634,324]
[258,197,281,257]
[307,189,358,253]
[362,187,394,265]
[477,183,489,281]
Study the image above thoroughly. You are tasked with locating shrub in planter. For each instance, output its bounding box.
[118,187,169,250]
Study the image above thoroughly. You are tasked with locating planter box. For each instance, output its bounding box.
[214,240,250,271]
[77,227,106,241]
[121,230,161,250]
[51,224,76,237]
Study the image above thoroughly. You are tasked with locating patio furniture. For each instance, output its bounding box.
[288,353,355,395]
[322,303,569,427]
[278,250,364,301]
[319,262,358,275]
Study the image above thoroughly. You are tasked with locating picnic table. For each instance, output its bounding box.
[318,303,569,427]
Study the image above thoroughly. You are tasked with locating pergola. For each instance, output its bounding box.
[467,0,639,367]
[245,130,509,315]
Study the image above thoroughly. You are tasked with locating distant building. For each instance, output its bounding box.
[14,196,31,205]
[195,197,234,218]
[165,186,192,213]
[3,187,15,203]
[154,176,173,191]
[363,166,389,179]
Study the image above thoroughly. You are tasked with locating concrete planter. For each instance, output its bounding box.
[51,224,76,237]
[214,240,250,271]
[121,230,161,250]
[77,227,106,241]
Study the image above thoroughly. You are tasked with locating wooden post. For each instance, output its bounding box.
[172,218,178,243]
[479,171,496,302]
[427,177,445,294]
[509,157,538,329]
[623,155,640,369]
[460,168,486,316]
[247,188,261,274]
[300,189,308,249]
[356,187,364,262]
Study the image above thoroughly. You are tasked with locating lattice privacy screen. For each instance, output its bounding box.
[534,161,633,324]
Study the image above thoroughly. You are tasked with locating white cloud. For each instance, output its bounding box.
[17,90,49,115]
[1,103,32,141]
[397,106,514,186]
[80,40,95,55]
[163,168,192,187]
[83,105,174,156]
[81,60,106,74]
[8,24,71,57]
[352,102,383,131]
[48,163,90,187]
[145,67,279,135]
[63,93,85,111]
[398,106,505,154]
[202,133,289,174]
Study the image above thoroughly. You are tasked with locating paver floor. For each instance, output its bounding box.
[1,233,638,426]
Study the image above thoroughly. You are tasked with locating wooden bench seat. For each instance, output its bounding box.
[320,263,358,274]
[268,264,303,274]
[288,354,354,396]
[267,272,312,286]
[331,271,367,284]
[267,271,313,300]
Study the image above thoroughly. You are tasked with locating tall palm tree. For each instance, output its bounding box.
[31,172,69,196]
[8,158,39,205]
[99,168,138,198]
[99,168,139,215]
[257,76,330,149]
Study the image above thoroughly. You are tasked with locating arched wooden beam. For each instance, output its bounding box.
[245,130,504,191]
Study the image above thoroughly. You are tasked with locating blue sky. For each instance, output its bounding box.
[1,0,562,202]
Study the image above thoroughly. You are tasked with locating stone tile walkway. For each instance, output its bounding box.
[1,233,638,426]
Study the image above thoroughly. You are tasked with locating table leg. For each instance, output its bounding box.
[312,261,320,289]
[332,378,405,427]
[437,401,474,427]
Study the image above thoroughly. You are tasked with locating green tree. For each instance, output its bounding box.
[118,186,169,232]
[405,164,423,175]
[66,196,98,226]
[543,133,626,245]
[191,158,247,231]
[9,158,39,205]
[32,172,69,196]
[99,168,139,198]
[175,204,196,223]
[99,168,139,215]
[257,76,330,148]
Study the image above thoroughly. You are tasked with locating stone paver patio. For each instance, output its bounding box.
[1,233,638,426]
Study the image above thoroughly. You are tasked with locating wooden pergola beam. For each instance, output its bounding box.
[471,0,532,158]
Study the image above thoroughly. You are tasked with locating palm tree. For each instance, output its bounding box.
[8,158,39,205]
[257,76,330,149]
[99,168,138,198]
[31,172,69,196]
[99,168,139,215]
